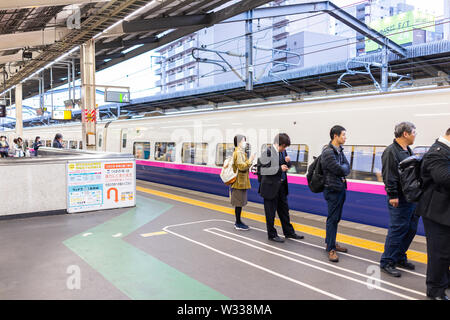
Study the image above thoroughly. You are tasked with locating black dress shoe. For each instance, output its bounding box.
[380,264,401,277]
[427,294,449,300]
[396,260,415,270]
[286,233,304,240]
[269,236,285,243]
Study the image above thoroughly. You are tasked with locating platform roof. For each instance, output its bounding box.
[0,0,274,102]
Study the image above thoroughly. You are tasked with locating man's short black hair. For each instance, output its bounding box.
[54,133,62,140]
[274,133,291,147]
[446,128,450,136]
[330,125,346,140]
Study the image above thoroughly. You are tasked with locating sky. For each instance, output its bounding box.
[334,0,444,16]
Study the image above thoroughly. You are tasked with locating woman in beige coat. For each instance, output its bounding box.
[231,135,255,230]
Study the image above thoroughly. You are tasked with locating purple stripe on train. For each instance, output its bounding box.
[136,160,425,236]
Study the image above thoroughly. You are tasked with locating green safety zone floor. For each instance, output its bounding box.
[63,196,229,300]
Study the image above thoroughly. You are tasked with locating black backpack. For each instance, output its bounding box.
[398,155,424,202]
[307,154,324,193]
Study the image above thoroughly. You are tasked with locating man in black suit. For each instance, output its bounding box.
[258,133,304,243]
[415,128,450,300]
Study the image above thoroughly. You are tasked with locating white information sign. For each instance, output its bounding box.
[67,160,136,213]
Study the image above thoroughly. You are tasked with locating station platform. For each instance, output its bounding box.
[0,180,439,300]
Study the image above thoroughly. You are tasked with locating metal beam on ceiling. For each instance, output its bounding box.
[0,0,109,10]
[121,14,215,33]
[95,36,158,51]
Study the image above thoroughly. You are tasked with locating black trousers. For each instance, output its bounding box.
[423,217,450,297]
[263,183,296,239]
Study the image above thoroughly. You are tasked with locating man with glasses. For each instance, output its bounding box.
[380,122,419,277]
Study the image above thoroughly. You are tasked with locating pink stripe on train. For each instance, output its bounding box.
[136,160,387,195]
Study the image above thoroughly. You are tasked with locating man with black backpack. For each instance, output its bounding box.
[415,128,450,300]
[320,125,350,262]
[380,122,419,277]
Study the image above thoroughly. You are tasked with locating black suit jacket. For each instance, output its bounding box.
[416,140,450,227]
[258,146,291,200]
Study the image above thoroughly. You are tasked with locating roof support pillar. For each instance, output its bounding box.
[80,39,97,151]
[381,43,389,92]
[245,10,254,91]
[15,83,23,137]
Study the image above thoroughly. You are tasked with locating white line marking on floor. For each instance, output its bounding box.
[246,224,426,278]
[162,224,345,300]
[207,227,425,298]
[161,219,426,279]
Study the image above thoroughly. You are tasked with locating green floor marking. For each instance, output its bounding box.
[64,195,229,300]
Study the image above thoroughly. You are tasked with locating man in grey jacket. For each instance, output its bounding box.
[321,125,350,262]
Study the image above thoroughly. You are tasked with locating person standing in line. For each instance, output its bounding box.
[321,125,350,262]
[415,128,450,300]
[230,135,255,230]
[380,122,419,277]
[33,136,43,157]
[12,138,24,157]
[258,133,304,242]
[17,137,26,157]
[0,136,9,158]
[53,133,64,149]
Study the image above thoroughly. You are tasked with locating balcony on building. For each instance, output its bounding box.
[273,37,288,49]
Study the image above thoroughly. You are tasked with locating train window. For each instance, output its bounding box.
[79,141,83,150]
[182,143,208,165]
[373,146,386,175]
[46,140,52,147]
[344,145,387,182]
[260,143,308,174]
[62,140,68,149]
[133,142,151,160]
[216,143,234,166]
[155,142,176,162]
[122,133,127,149]
[98,134,103,148]
[286,144,309,174]
[69,141,77,149]
[413,146,430,156]
[216,143,251,166]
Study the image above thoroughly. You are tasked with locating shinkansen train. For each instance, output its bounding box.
[5,87,450,235]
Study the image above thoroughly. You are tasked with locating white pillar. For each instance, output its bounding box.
[15,83,23,137]
[80,39,96,151]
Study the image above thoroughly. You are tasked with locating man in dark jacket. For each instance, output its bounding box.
[380,122,419,277]
[321,125,350,262]
[53,133,63,149]
[258,133,303,243]
[415,128,450,300]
